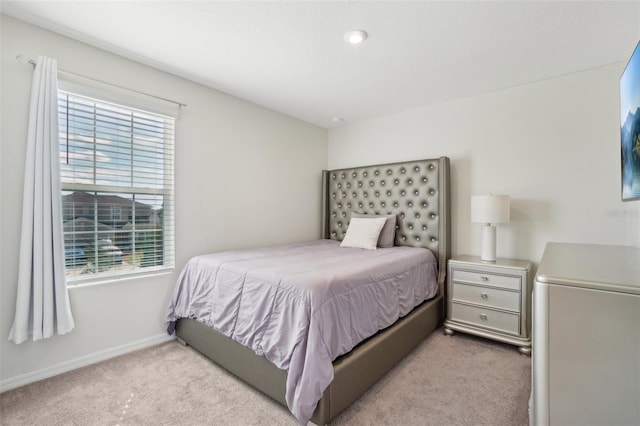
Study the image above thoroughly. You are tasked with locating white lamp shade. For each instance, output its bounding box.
[471,195,510,224]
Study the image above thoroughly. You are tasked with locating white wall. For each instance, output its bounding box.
[0,16,327,387]
[329,63,640,263]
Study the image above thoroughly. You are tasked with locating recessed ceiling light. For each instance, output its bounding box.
[331,117,345,124]
[344,30,368,45]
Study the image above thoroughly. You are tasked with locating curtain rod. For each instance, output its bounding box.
[16,55,189,110]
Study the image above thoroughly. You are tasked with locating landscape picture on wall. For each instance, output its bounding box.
[621,40,640,201]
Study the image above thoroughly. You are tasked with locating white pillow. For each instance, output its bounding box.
[350,212,397,248]
[340,217,387,250]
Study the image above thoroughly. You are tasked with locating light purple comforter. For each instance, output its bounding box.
[166,239,438,424]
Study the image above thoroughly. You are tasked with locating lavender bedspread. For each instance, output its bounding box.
[166,239,438,424]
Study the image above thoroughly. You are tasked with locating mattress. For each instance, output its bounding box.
[166,239,438,424]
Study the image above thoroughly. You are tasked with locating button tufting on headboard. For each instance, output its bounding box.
[322,158,447,249]
[321,157,450,291]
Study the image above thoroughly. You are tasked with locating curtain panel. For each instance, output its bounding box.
[9,56,75,344]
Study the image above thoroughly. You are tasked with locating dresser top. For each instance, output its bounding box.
[535,242,640,294]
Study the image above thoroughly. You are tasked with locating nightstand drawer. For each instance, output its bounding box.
[450,303,520,335]
[451,283,520,312]
[452,269,521,291]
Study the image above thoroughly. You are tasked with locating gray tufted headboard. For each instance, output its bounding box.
[321,157,451,293]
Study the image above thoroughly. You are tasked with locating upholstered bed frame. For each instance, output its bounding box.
[175,157,451,425]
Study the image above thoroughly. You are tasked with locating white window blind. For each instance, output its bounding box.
[58,90,175,283]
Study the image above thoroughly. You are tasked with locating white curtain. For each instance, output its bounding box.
[9,56,75,344]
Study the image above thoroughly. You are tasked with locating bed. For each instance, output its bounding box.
[166,157,451,425]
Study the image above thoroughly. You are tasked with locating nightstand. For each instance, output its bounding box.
[444,256,532,355]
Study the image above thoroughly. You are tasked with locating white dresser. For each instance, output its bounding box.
[530,243,640,426]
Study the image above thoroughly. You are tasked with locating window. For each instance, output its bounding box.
[58,89,175,283]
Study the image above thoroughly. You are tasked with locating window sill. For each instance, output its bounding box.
[67,268,174,289]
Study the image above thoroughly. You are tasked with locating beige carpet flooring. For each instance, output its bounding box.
[0,328,530,426]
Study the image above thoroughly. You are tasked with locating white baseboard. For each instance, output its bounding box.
[0,333,175,393]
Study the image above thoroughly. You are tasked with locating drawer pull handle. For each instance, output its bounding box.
[480,292,488,299]
[479,314,488,320]
[480,276,489,281]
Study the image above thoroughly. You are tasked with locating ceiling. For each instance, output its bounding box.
[2,1,639,128]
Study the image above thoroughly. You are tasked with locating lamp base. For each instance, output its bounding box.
[481,224,497,262]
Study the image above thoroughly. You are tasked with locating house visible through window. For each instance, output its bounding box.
[59,90,175,282]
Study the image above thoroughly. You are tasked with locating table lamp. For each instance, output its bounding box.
[471,194,510,262]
